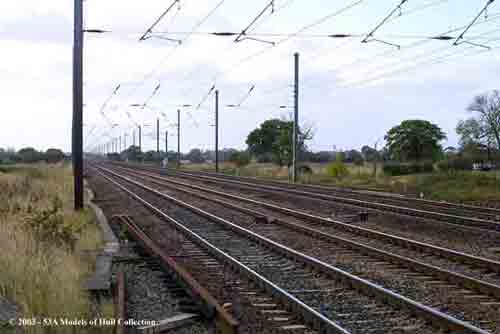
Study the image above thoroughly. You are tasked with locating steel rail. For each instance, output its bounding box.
[93,167,347,334]
[187,168,500,218]
[159,167,500,232]
[111,164,500,273]
[109,166,500,299]
[156,169,500,222]
[113,215,239,333]
[115,268,126,334]
[113,162,500,218]
[95,165,491,334]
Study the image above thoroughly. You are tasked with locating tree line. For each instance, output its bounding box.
[0,147,66,164]
[4,90,497,173]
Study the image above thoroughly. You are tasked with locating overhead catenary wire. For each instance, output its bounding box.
[299,12,500,90]
[234,0,277,45]
[340,32,500,88]
[114,0,227,144]
[84,84,121,150]
[118,0,226,115]
[453,0,497,48]
[195,84,216,109]
[128,0,447,112]
[173,0,297,104]
[139,0,181,42]
[299,0,454,86]
[172,0,367,114]
[361,0,409,48]
[212,0,367,84]
[85,0,500,153]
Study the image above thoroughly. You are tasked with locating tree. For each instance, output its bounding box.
[384,120,446,162]
[186,148,205,163]
[361,145,379,162]
[45,148,65,163]
[344,149,363,165]
[229,151,251,167]
[122,145,142,161]
[246,119,312,167]
[457,90,500,150]
[143,150,161,162]
[17,147,42,163]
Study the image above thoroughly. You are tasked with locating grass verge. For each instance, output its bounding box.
[0,163,106,333]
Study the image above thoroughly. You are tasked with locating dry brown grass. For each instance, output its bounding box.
[0,163,105,333]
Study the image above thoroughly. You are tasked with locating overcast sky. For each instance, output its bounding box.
[1,0,500,153]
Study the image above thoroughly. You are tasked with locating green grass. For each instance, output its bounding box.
[0,163,106,333]
[403,172,500,202]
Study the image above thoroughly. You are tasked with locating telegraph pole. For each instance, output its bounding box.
[119,136,122,153]
[72,0,84,210]
[156,118,160,153]
[165,130,168,166]
[177,109,181,168]
[215,90,219,173]
[292,52,299,183]
[133,130,136,146]
[138,125,142,152]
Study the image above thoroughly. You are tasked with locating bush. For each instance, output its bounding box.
[437,157,473,172]
[45,148,65,163]
[383,162,434,176]
[298,164,313,175]
[229,151,251,167]
[256,152,273,163]
[326,161,349,178]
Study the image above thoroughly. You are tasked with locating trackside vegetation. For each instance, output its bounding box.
[0,163,109,333]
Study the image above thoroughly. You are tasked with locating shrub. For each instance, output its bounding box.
[256,152,273,163]
[383,162,434,176]
[229,151,251,168]
[326,161,349,178]
[437,157,473,172]
[24,196,84,250]
[45,148,65,163]
[298,164,313,175]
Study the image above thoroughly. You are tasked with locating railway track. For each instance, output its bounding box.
[105,163,500,333]
[92,168,331,333]
[92,164,495,334]
[108,165,500,276]
[161,167,500,221]
[114,163,499,232]
[108,162,500,258]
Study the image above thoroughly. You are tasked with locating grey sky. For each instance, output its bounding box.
[1,0,499,153]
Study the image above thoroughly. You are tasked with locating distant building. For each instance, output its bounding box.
[473,162,495,171]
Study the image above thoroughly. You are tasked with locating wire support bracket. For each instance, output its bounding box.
[361,0,409,49]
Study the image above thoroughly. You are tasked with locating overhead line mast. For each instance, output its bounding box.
[72,0,84,210]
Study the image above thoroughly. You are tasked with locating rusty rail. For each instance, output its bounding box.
[115,268,126,334]
[112,215,239,334]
